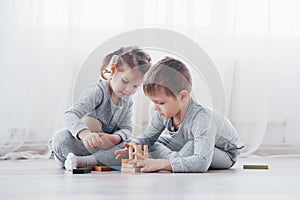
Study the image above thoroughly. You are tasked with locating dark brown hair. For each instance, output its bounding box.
[143,57,192,98]
[100,46,151,80]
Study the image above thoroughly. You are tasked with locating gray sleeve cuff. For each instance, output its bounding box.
[169,157,184,172]
[113,130,131,142]
[68,124,89,140]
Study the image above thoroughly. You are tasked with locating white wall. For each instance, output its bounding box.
[1,0,300,154]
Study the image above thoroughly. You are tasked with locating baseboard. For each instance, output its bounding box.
[254,144,300,156]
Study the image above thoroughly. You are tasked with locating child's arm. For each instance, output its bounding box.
[130,115,215,173]
[132,112,166,146]
[129,153,173,172]
[132,158,172,172]
[168,111,216,173]
[77,129,104,149]
[77,130,121,150]
[63,84,104,139]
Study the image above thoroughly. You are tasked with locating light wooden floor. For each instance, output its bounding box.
[0,156,300,200]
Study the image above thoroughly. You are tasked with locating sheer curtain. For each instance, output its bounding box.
[1,0,300,157]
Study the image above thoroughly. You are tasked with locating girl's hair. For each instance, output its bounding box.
[100,46,152,80]
[143,57,192,98]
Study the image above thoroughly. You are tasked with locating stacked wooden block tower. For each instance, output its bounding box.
[121,144,148,173]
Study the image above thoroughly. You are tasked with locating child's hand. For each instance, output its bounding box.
[78,130,104,149]
[97,133,121,150]
[129,154,172,172]
[79,130,122,150]
[114,142,137,160]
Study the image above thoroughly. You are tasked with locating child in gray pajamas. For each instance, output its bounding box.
[115,57,244,173]
[49,46,151,170]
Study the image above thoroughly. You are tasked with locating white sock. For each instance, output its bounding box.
[64,153,98,171]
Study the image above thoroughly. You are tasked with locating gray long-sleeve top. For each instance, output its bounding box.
[134,98,244,172]
[63,79,133,141]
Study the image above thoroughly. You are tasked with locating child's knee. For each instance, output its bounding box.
[51,129,72,154]
[210,147,234,169]
[83,116,102,133]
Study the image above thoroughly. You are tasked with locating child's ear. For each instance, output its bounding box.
[179,90,189,102]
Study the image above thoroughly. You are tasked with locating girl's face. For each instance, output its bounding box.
[110,63,144,98]
[146,87,182,120]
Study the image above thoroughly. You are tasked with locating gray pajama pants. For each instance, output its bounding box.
[149,140,236,170]
[49,129,124,168]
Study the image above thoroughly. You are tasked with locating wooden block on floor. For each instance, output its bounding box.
[121,167,140,173]
[243,164,269,170]
[73,168,92,174]
[93,166,111,171]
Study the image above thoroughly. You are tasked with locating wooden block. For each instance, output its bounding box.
[93,166,111,171]
[121,167,140,173]
[243,164,269,170]
[133,144,138,156]
[129,145,133,159]
[122,163,137,168]
[121,159,133,164]
[132,145,142,160]
[80,166,111,171]
[136,145,142,154]
[143,145,148,159]
[73,168,92,174]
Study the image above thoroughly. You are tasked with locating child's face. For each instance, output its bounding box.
[110,64,144,98]
[147,88,181,119]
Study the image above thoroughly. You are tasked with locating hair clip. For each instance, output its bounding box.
[105,55,118,72]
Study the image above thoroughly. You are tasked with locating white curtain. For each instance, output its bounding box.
[1,0,300,157]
